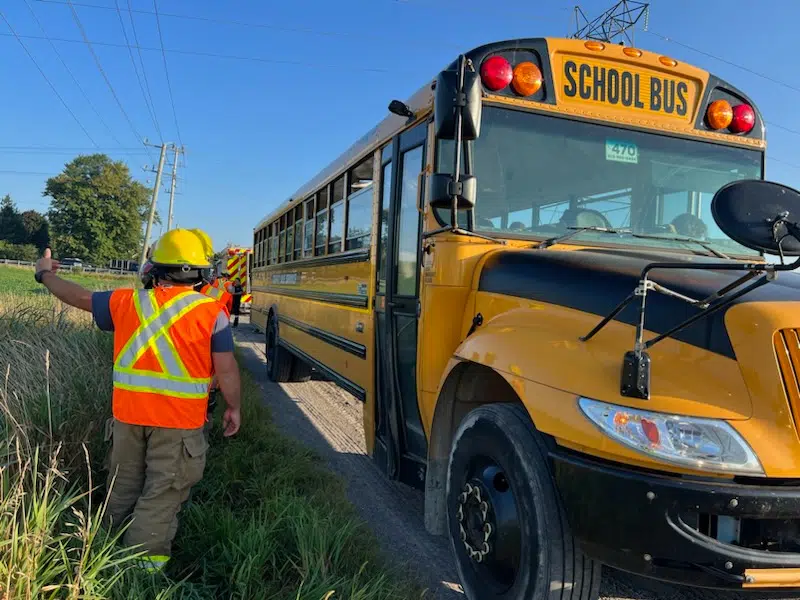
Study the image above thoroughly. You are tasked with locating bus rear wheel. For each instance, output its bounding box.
[447,403,600,600]
[266,316,293,382]
[290,359,312,382]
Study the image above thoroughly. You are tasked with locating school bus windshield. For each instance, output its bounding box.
[436,105,763,257]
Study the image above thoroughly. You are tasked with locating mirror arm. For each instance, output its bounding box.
[448,55,468,232]
[462,136,475,232]
[642,274,771,352]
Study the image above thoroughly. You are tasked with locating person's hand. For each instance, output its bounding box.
[35,248,60,275]
[222,407,241,437]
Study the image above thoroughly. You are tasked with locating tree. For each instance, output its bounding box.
[0,194,25,244]
[44,154,154,265]
[0,241,39,262]
[20,209,50,250]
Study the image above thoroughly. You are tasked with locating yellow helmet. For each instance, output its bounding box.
[189,228,214,261]
[150,228,212,269]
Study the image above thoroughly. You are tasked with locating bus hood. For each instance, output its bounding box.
[477,246,800,360]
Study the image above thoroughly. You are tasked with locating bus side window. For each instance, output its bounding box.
[377,161,393,295]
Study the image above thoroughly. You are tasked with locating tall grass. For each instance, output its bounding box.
[0,297,424,599]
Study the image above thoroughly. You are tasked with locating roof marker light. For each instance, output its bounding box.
[623,47,643,58]
[511,62,543,96]
[659,56,678,67]
[480,56,513,91]
[706,99,733,130]
[585,41,605,51]
[730,104,756,134]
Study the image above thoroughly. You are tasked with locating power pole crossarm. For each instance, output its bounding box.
[139,143,168,266]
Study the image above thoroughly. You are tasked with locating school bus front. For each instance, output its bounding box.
[250,35,800,600]
[417,38,800,599]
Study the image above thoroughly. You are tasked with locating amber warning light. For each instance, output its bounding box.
[480,55,543,97]
[706,98,755,134]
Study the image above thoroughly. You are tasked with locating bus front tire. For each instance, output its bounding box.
[266,317,292,383]
[447,403,601,600]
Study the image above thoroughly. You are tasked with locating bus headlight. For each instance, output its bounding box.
[578,398,764,476]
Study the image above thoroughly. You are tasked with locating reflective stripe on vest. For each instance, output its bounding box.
[203,285,224,301]
[112,290,215,399]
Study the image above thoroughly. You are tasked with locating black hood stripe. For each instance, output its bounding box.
[478,248,800,360]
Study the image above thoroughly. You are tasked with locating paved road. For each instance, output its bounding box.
[233,318,792,600]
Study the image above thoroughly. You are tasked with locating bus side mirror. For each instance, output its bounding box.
[429,173,476,209]
[712,179,800,256]
[434,70,482,141]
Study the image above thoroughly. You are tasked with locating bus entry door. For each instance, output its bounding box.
[374,124,428,490]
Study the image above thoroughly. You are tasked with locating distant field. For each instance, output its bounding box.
[0,264,135,297]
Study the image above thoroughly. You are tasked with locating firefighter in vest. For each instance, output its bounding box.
[32,229,242,573]
[195,270,232,427]
[200,275,233,314]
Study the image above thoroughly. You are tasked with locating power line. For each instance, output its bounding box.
[126,0,162,142]
[22,0,125,148]
[0,148,149,156]
[13,4,800,151]
[33,0,464,48]
[0,170,58,176]
[113,0,162,141]
[25,2,800,143]
[0,10,97,146]
[0,30,406,74]
[0,145,147,150]
[153,0,182,146]
[644,31,800,140]
[766,121,800,137]
[645,31,800,95]
[63,0,152,157]
[770,157,800,171]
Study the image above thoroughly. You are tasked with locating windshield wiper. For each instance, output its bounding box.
[630,233,729,259]
[535,226,627,249]
[534,227,730,259]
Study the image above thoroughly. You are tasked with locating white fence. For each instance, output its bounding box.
[0,258,135,276]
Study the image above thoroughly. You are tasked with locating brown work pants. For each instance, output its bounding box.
[103,418,208,560]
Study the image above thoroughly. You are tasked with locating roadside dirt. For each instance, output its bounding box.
[233,319,792,600]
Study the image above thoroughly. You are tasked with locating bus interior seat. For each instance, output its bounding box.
[670,213,708,238]
[559,207,612,230]
[508,221,526,231]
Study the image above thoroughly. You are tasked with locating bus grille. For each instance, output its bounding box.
[774,329,800,431]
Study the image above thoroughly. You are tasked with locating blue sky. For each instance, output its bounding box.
[1,0,799,252]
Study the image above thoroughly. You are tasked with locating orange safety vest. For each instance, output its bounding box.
[109,286,220,429]
[200,283,232,314]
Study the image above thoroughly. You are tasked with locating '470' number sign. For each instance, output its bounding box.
[605,139,638,164]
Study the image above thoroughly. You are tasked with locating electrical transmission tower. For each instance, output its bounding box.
[571,1,650,46]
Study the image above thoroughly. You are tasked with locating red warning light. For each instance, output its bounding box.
[480,56,513,91]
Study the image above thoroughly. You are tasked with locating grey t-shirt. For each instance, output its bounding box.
[91,290,234,352]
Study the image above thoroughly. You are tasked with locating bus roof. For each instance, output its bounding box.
[255,36,764,232]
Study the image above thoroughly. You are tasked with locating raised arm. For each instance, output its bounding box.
[35,248,93,312]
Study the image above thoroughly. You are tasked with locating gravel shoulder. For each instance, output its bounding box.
[233,318,789,600]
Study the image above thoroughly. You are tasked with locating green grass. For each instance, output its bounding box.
[0,264,135,297]
[0,295,425,599]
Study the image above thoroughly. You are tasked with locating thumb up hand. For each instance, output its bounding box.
[36,248,59,275]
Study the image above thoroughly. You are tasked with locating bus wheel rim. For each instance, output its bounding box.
[457,460,522,591]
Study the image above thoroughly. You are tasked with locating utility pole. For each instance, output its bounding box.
[166,145,184,230]
[139,142,168,267]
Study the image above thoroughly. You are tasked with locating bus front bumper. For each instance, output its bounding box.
[551,451,800,590]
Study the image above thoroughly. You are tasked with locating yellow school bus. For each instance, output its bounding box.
[250,37,800,599]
